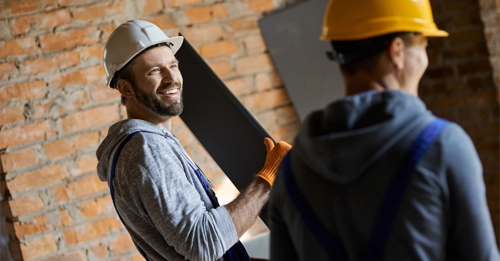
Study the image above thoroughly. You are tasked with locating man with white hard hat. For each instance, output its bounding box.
[268,0,499,260]
[96,20,291,261]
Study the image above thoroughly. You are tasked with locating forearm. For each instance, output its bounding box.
[225,177,271,237]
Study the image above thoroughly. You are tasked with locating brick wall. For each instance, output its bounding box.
[0,0,300,260]
[420,0,500,243]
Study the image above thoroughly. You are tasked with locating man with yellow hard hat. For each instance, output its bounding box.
[268,0,499,260]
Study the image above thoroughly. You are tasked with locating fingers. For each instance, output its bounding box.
[276,141,292,152]
[264,137,275,152]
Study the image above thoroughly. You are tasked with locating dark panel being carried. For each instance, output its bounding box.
[259,0,345,122]
[176,34,273,205]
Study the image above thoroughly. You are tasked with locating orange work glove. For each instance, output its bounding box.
[256,137,292,186]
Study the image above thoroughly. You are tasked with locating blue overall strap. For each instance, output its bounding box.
[283,118,449,261]
[109,130,157,261]
[282,153,349,260]
[364,118,449,261]
[111,130,249,261]
[181,153,251,261]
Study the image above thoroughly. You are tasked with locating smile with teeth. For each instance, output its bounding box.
[158,88,179,95]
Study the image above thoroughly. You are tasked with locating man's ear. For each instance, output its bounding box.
[116,79,135,99]
[388,37,405,71]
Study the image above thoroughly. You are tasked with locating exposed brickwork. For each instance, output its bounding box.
[421,0,500,245]
[0,0,299,260]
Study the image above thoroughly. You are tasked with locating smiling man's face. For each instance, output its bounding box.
[129,45,184,117]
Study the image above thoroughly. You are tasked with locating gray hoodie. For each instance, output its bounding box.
[96,119,238,261]
[269,90,499,260]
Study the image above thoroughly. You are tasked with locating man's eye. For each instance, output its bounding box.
[170,64,178,69]
[150,68,160,74]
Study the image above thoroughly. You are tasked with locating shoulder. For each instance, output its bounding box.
[437,121,482,179]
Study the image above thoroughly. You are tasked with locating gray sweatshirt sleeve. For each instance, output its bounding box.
[119,134,239,260]
[443,124,499,260]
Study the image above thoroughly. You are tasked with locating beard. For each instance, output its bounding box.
[132,82,184,117]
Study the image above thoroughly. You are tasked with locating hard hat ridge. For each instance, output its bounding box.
[103,20,184,88]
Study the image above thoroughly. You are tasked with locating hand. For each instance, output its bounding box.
[256,137,292,186]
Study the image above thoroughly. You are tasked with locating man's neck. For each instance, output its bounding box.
[126,106,172,131]
[343,73,404,96]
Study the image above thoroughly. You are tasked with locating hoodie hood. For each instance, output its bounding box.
[294,90,433,185]
[96,119,171,182]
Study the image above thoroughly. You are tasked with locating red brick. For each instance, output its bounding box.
[464,91,498,105]
[0,146,38,173]
[100,23,117,42]
[110,257,128,261]
[448,28,485,46]
[131,253,147,261]
[59,0,100,6]
[51,175,108,204]
[43,131,99,160]
[181,24,225,43]
[89,242,109,259]
[61,104,119,134]
[11,9,71,36]
[243,34,267,54]
[50,65,105,89]
[13,215,47,239]
[269,120,300,145]
[0,62,18,81]
[141,0,164,14]
[80,195,113,219]
[183,4,228,25]
[254,110,278,130]
[39,251,85,261]
[276,106,299,126]
[111,233,135,254]
[20,235,56,260]
[0,36,37,59]
[71,156,98,176]
[458,60,492,75]
[241,88,290,111]
[209,60,233,78]
[91,84,121,103]
[0,105,25,126]
[39,27,100,52]
[20,50,80,76]
[0,20,10,39]
[269,71,283,87]
[2,0,57,16]
[235,54,274,75]
[61,90,92,115]
[72,0,127,22]
[7,163,69,195]
[9,195,44,217]
[60,210,72,227]
[0,79,46,105]
[81,45,104,62]
[255,72,273,92]
[146,13,179,29]
[198,40,238,59]
[425,66,455,79]
[225,77,250,96]
[248,0,275,13]
[0,120,56,149]
[167,0,203,7]
[62,217,121,246]
[227,17,259,33]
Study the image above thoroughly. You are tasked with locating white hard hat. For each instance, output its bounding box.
[103,20,184,88]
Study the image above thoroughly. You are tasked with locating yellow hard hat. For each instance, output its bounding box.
[320,0,448,41]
